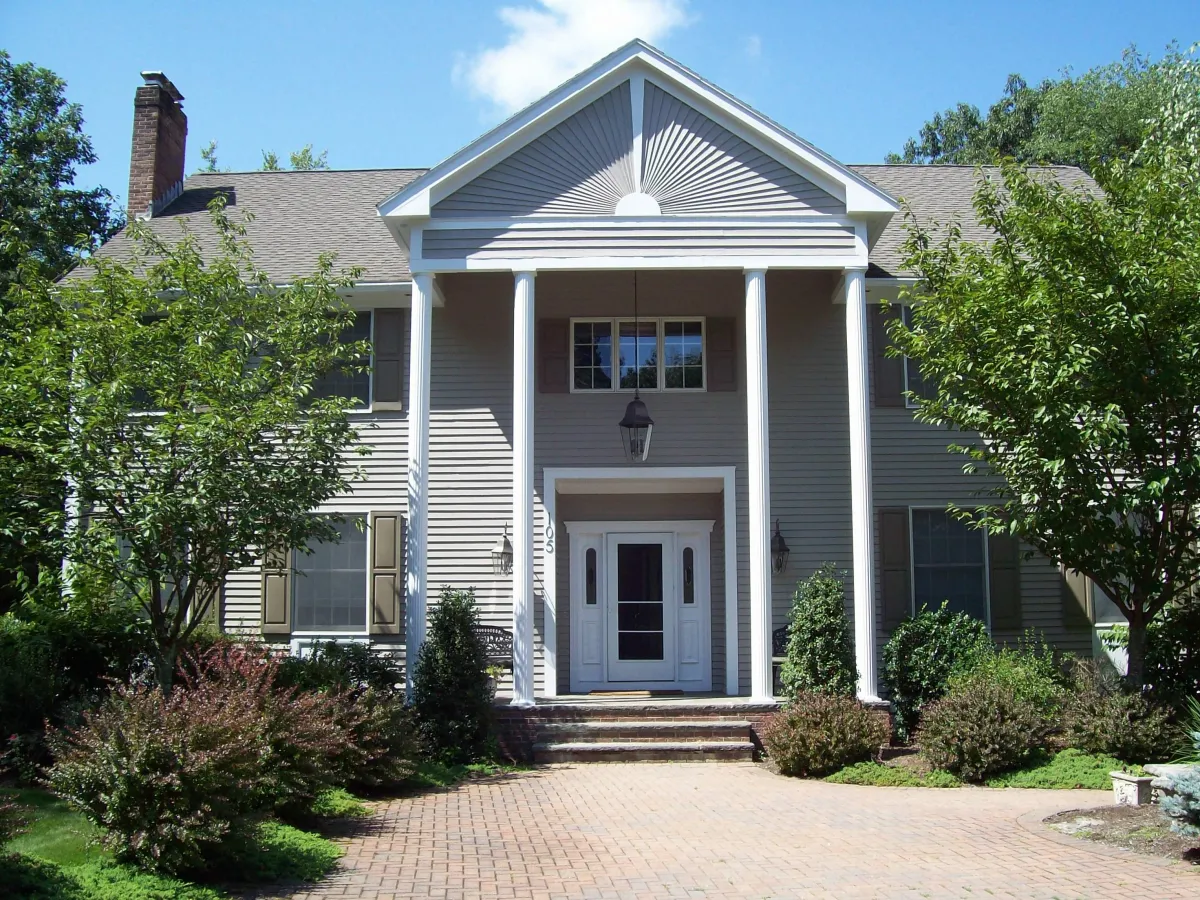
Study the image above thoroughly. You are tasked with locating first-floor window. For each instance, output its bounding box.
[911,508,988,622]
[1091,582,1126,624]
[294,516,367,631]
[311,311,371,408]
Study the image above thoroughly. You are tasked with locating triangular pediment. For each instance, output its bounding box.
[381,41,897,222]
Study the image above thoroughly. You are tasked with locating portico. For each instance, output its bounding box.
[383,41,898,704]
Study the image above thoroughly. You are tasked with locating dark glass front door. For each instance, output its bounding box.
[615,543,664,661]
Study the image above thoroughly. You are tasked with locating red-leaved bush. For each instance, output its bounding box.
[48,645,351,875]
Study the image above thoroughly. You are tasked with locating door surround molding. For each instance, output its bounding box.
[565,520,714,693]
[541,466,738,698]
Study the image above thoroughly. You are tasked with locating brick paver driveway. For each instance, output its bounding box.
[288,763,1197,900]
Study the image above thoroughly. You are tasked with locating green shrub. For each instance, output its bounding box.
[947,635,1065,720]
[47,680,266,875]
[824,760,960,787]
[1063,659,1174,763]
[412,588,492,764]
[331,687,420,792]
[779,564,857,698]
[883,604,990,741]
[985,748,1137,789]
[918,672,1050,782]
[0,791,28,843]
[0,854,89,900]
[277,640,404,694]
[68,861,225,899]
[762,692,888,778]
[1161,768,1200,838]
[309,787,370,819]
[220,820,343,883]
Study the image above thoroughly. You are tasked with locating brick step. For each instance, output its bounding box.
[533,740,756,763]
[536,719,753,744]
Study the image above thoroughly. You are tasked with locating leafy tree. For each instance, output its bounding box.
[889,55,1200,688]
[779,563,857,698]
[262,145,329,172]
[198,139,224,173]
[0,198,369,689]
[0,52,121,296]
[888,46,1179,171]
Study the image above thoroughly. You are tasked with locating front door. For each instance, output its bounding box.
[605,533,676,682]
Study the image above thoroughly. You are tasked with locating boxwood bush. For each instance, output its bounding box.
[779,564,857,699]
[883,604,990,741]
[918,672,1050,782]
[762,692,889,777]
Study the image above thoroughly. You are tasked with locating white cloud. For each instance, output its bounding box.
[744,34,762,60]
[456,0,692,115]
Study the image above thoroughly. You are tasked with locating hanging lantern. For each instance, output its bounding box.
[771,519,790,574]
[618,271,654,462]
[492,524,513,575]
[619,394,655,462]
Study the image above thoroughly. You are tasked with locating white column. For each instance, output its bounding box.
[845,267,881,702]
[405,273,434,697]
[745,268,773,702]
[511,270,536,706]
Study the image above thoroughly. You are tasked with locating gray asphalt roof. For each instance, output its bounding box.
[78,164,1095,282]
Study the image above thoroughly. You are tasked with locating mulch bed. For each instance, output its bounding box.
[1045,804,1200,865]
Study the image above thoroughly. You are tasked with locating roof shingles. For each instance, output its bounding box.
[80,164,1095,283]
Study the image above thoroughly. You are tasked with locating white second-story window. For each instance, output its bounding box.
[572,318,705,392]
[311,311,372,408]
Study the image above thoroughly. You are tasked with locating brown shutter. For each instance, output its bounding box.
[1061,566,1091,627]
[370,512,404,635]
[260,547,292,635]
[880,507,912,631]
[872,306,906,408]
[538,319,570,393]
[988,532,1022,631]
[372,308,404,408]
[706,317,737,392]
[195,578,223,628]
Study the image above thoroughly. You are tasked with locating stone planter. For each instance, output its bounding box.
[1110,771,1155,807]
[1145,763,1199,803]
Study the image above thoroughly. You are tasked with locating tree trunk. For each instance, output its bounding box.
[1125,617,1147,690]
[154,644,178,695]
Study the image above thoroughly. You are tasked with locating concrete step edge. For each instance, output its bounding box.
[533,741,755,753]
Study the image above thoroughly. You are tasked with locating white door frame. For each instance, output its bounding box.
[541,466,738,698]
[565,519,713,693]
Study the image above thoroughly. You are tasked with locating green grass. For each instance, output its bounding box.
[3,786,102,867]
[825,761,962,788]
[309,787,371,819]
[985,748,1144,789]
[2,787,343,898]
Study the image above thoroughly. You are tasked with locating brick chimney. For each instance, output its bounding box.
[128,71,187,218]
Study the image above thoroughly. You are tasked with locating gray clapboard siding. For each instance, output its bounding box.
[642,82,844,216]
[433,83,635,218]
[421,222,858,260]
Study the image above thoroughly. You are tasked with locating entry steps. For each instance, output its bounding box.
[532,717,756,763]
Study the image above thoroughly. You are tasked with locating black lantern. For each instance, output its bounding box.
[492,524,513,575]
[618,272,654,462]
[619,394,655,462]
[771,519,790,574]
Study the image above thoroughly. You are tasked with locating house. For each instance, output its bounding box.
[93,42,1108,715]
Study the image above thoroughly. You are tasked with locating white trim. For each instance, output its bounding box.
[844,268,881,702]
[512,271,536,707]
[414,254,868,273]
[744,269,773,702]
[566,519,716,535]
[568,317,707,394]
[422,214,858,229]
[404,273,433,698]
[630,73,645,194]
[542,466,738,697]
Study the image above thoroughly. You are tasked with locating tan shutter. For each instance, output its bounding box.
[871,306,906,408]
[260,546,292,635]
[987,532,1022,630]
[370,512,404,635]
[880,507,911,631]
[372,308,404,408]
[195,578,223,628]
[1061,566,1091,627]
[538,319,570,393]
[706,317,737,392]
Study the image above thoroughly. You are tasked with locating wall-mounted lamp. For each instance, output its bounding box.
[492,524,514,576]
[771,519,790,575]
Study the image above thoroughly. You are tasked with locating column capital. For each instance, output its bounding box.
[512,267,538,277]
[843,266,868,276]
[743,265,768,276]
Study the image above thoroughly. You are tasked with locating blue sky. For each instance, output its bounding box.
[4,1,1196,206]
